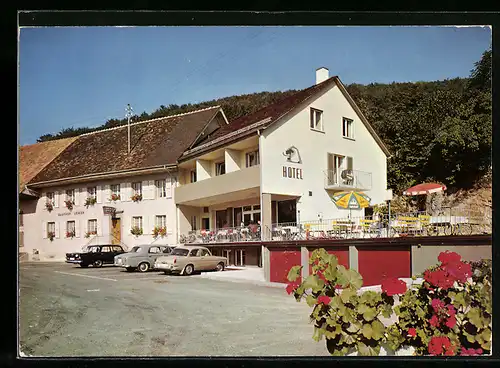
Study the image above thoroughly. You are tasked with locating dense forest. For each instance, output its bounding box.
[36,48,491,193]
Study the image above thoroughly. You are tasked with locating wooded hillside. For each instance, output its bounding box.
[36,48,491,194]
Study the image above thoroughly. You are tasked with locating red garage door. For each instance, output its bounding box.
[269,248,302,284]
[308,248,349,274]
[358,246,411,287]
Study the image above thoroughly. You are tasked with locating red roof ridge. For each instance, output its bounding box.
[79,105,221,137]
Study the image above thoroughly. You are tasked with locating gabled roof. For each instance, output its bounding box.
[181,76,391,160]
[19,137,77,194]
[29,106,221,185]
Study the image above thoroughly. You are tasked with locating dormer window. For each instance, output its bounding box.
[310,108,323,132]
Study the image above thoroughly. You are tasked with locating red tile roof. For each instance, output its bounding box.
[195,76,338,147]
[19,137,77,193]
[29,107,221,185]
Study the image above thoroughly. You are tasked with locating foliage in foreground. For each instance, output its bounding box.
[286,249,491,356]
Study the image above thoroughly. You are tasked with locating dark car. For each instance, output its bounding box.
[66,245,126,268]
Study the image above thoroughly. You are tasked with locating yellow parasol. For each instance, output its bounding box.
[330,191,371,218]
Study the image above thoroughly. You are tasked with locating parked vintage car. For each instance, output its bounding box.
[66,245,126,268]
[153,245,227,275]
[114,245,174,272]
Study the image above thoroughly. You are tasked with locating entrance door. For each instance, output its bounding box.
[235,249,246,266]
[223,249,232,265]
[111,218,121,245]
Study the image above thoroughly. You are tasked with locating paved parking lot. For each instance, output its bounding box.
[19,263,330,357]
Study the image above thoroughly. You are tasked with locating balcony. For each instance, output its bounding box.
[324,169,372,191]
[175,165,261,206]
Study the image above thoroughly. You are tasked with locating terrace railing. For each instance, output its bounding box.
[177,206,491,244]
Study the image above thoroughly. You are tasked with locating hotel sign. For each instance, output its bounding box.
[282,146,303,179]
[58,211,85,216]
[283,166,303,180]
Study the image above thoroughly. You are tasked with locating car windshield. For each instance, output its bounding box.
[86,247,100,253]
[170,248,189,256]
[130,246,143,253]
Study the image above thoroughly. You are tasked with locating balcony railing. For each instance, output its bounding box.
[324,169,372,190]
[177,206,491,244]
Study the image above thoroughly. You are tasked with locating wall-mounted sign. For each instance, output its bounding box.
[103,206,116,215]
[283,146,302,164]
[58,211,85,216]
[283,166,303,180]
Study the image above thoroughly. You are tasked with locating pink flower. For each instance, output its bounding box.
[429,315,440,327]
[460,347,484,356]
[381,278,407,296]
[438,251,462,265]
[407,328,417,337]
[317,295,331,305]
[428,336,455,356]
[431,299,445,312]
[445,314,457,329]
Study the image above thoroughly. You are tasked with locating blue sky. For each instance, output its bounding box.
[19,26,491,145]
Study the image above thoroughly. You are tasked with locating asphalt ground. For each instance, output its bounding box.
[19,262,330,357]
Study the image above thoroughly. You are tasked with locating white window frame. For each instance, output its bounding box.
[46,192,54,204]
[342,117,354,139]
[155,179,166,198]
[132,216,143,230]
[87,186,97,199]
[88,219,97,233]
[131,182,142,196]
[47,222,55,236]
[110,184,120,196]
[215,162,225,176]
[245,150,260,168]
[66,221,76,236]
[155,215,166,228]
[310,108,324,132]
[66,189,75,203]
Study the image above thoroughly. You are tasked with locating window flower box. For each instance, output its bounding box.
[45,202,53,212]
[64,200,74,211]
[131,193,142,202]
[152,226,167,239]
[110,194,120,202]
[84,197,97,208]
[66,230,76,238]
[47,231,55,241]
[130,226,143,236]
[84,231,97,238]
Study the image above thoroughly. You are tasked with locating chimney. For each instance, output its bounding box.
[316,67,329,84]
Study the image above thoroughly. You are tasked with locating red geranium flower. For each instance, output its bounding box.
[286,281,300,295]
[447,304,456,316]
[445,314,457,329]
[431,299,445,312]
[317,295,331,305]
[460,347,483,356]
[428,336,455,356]
[316,270,328,282]
[429,315,440,327]
[424,269,455,289]
[445,261,471,283]
[438,251,462,266]
[381,278,407,296]
[408,328,417,337]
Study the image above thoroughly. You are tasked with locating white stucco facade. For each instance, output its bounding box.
[259,82,388,222]
[21,172,179,262]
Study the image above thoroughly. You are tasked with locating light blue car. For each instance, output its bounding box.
[114,245,173,272]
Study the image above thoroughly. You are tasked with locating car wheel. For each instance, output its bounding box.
[216,262,224,272]
[93,260,103,268]
[80,264,88,268]
[138,262,150,273]
[125,267,135,272]
[183,264,194,276]
[163,270,171,275]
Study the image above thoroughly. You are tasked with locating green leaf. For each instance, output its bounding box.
[302,274,323,292]
[287,265,303,282]
[363,307,378,322]
[371,320,385,341]
[381,304,394,319]
[341,288,356,303]
[360,291,381,305]
[465,332,476,343]
[357,342,380,356]
[312,325,324,342]
[337,266,364,290]
[467,307,484,328]
[346,322,361,333]
[323,262,338,282]
[362,323,373,339]
[306,295,317,307]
